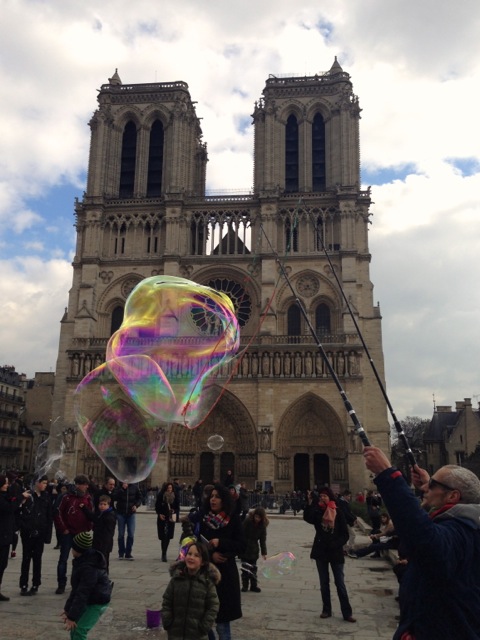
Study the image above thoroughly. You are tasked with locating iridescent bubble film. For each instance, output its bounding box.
[74,275,240,482]
[260,552,297,579]
[207,434,224,451]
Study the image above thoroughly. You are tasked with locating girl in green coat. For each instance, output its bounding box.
[162,541,220,640]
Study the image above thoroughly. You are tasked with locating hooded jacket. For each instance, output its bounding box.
[162,560,220,640]
[64,548,112,622]
[375,467,480,640]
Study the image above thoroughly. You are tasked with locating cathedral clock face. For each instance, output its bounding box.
[190,278,252,332]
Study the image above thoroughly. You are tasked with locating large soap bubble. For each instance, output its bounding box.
[260,552,297,579]
[74,276,240,483]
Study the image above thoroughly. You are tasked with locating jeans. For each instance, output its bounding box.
[216,621,232,640]
[315,559,352,619]
[117,513,136,557]
[57,533,73,587]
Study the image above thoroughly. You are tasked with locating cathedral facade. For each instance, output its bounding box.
[51,58,389,492]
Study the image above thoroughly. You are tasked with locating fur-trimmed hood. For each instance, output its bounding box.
[169,559,221,585]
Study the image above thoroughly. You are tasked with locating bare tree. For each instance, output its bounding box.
[391,416,430,482]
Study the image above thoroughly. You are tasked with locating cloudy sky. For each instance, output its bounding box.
[1,0,479,422]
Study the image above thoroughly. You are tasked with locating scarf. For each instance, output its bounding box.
[163,491,175,506]
[320,500,337,531]
[429,503,456,520]
[204,510,230,530]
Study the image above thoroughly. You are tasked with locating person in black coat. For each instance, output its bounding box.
[82,495,116,571]
[19,474,53,595]
[61,531,112,638]
[189,482,245,639]
[303,487,356,623]
[155,482,180,562]
[366,489,382,534]
[113,482,142,560]
[93,477,116,510]
[0,474,29,601]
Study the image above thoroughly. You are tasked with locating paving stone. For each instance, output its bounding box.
[0,510,400,639]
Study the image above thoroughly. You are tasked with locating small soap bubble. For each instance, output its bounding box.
[207,434,224,451]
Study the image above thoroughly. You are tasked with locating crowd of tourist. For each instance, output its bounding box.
[2,451,480,639]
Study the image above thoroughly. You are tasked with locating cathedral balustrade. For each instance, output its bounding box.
[67,337,361,381]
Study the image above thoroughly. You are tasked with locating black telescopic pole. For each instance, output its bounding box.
[306,209,417,467]
[260,225,371,448]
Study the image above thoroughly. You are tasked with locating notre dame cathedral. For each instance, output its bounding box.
[51,57,389,492]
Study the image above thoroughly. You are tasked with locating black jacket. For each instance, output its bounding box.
[84,507,117,556]
[190,512,245,624]
[19,490,53,544]
[0,491,18,546]
[113,484,142,516]
[64,549,112,621]
[303,502,349,564]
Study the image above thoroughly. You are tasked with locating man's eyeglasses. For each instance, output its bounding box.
[428,478,456,492]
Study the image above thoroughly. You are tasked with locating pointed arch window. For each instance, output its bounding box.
[312,113,326,191]
[285,216,298,253]
[285,114,299,192]
[316,303,331,336]
[110,306,124,335]
[287,303,302,336]
[119,121,137,198]
[147,120,164,197]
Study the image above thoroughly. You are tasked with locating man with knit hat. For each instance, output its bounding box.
[61,530,112,639]
[303,486,356,623]
[54,474,93,594]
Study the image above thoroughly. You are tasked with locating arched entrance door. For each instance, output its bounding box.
[167,388,257,486]
[220,452,235,484]
[314,453,330,487]
[276,393,346,491]
[294,453,309,490]
[200,452,214,483]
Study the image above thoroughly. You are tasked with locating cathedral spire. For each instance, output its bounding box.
[329,56,343,74]
[108,68,122,86]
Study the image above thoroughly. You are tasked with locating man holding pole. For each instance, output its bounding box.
[363,446,480,640]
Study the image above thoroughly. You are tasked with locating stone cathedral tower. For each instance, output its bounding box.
[52,59,389,492]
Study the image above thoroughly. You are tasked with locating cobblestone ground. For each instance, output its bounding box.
[0,510,399,639]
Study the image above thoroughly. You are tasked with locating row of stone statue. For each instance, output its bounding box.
[68,349,361,379]
[238,350,360,378]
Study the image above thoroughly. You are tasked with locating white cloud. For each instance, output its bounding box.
[0,0,479,421]
[0,258,72,375]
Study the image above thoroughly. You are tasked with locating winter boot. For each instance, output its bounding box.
[250,571,261,593]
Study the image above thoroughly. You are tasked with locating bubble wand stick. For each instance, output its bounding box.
[259,224,371,447]
[303,206,416,466]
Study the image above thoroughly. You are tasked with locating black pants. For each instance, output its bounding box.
[241,561,258,589]
[20,534,45,588]
[0,544,9,586]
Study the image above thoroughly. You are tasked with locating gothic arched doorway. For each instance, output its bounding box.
[276,392,346,491]
[167,388,257,487]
